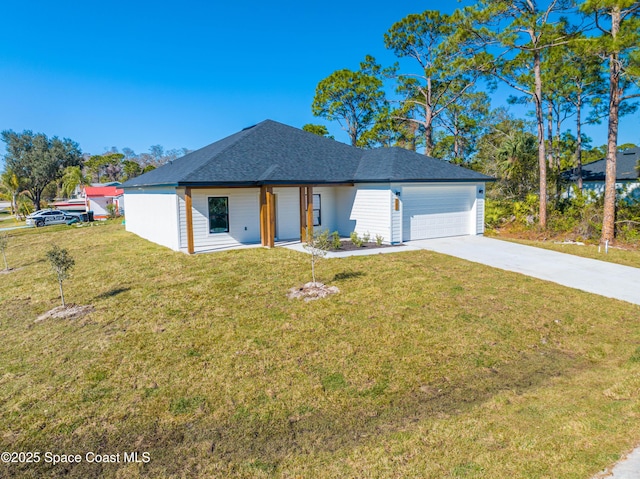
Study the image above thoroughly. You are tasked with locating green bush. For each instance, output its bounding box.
[106,203,118,219]
[331,231,341,250]
[316,229,330,245]
[548,191,603,240]
[484,199,515,229]
[512,194,539,225]
[615,198,640,243]
[617,223,640,243]
[350,232,363,247]
[483,185,640,244]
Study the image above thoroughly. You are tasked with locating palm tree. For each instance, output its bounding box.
[61,166,87,199]
[496,132,538,200]
[0,168,28,218]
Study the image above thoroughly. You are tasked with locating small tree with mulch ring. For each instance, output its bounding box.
[303,228,330,283]
[46,245,75,307]
[0,233,9,270]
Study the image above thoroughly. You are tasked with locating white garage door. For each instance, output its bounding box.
[403,185,475,240]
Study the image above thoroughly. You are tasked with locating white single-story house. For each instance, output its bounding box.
[122,120,493,254]
[563,147,640,200]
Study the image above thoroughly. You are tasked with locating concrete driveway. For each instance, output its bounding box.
[411,235,640,307]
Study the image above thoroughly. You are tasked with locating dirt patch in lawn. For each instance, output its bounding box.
[0,267,22,274]
[35,304,95,322]
[287,282,340,301]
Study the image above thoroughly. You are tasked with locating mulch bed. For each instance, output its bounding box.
[329,240,395,252]
[35,304,95,322]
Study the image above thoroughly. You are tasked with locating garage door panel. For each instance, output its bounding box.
[403,186,474,240]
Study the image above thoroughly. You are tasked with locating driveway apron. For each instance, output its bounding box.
[411,236,640,307]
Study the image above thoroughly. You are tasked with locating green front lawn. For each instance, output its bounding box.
[1,223,639,478]
[0,214,24,229]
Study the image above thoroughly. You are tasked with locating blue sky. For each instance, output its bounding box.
[0,0,637,157]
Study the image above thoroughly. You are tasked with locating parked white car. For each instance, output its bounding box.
[26,209,80,227]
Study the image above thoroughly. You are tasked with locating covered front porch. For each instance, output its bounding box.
[181,184,354,254]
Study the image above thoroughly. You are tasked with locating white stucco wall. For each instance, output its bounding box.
[124,187,181,251]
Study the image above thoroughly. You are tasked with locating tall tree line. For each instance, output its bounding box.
[0,131,190,213]
[311,0,640,244]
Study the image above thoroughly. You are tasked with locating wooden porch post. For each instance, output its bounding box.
[266,187,275,248]
[260,186,275,248]
[260,186,267,246]
[299,186,307,242]
[185,187,195,254]
[306,186,314,242]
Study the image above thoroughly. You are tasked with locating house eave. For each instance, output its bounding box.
[174,178,494,188]
[177,180,356,188]
[355,177,495,184]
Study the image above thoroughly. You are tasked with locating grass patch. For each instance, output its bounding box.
[169,396,207,415]
[321,372,348,392]
[1,223,640,478]
[495,235,640,269]
[0,216,25,229]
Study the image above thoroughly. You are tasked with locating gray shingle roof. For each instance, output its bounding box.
[563,147,640,182]
[121,120,492,188]
[357,147,490,182]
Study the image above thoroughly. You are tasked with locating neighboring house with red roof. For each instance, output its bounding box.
[84,185,124,219]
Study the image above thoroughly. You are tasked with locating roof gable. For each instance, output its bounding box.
[122,120,492,188]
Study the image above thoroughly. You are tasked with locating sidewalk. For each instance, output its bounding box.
[0,225,28,232]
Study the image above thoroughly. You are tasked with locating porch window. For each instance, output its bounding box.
[306,193,321,226]
[313,194,321,226]
[208,197,229,233]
